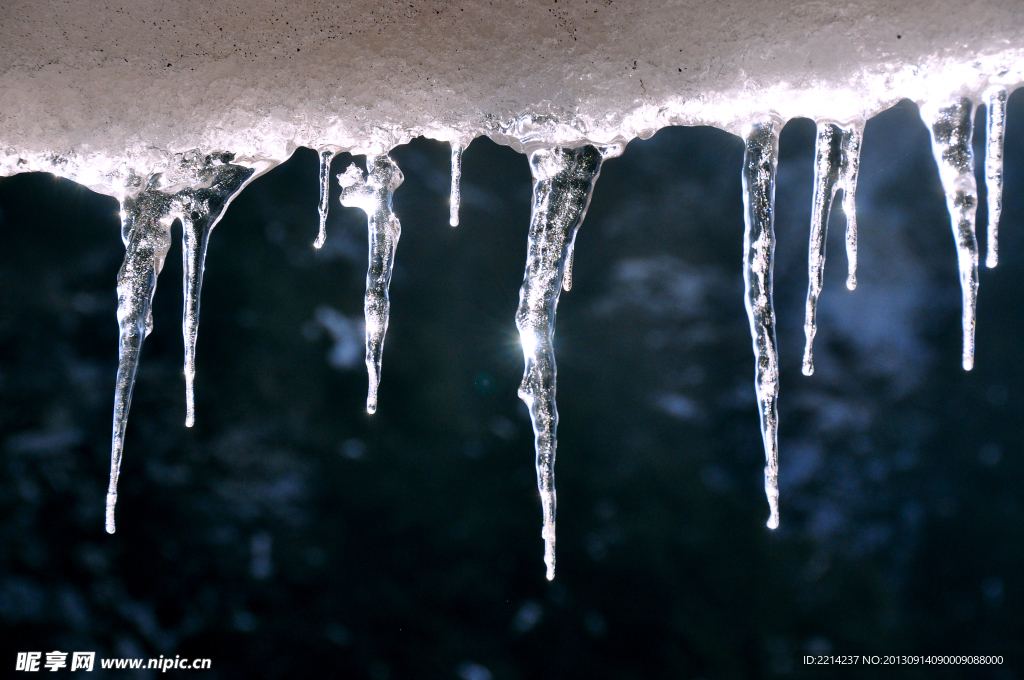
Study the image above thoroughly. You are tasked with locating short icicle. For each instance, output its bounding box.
[841,126,863,291]
[984,87,1007,269]
[741,118,782,530]
[922,98,980,371]
[339,155,404,414]
[801,122,863,376]
[107,182,175,534]
[516,144,611,580]
[315,147,339,248]
[449,143,463,227]
[179,153,256,427]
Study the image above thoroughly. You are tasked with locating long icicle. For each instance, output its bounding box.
[802,122,863,376]
[450,143,463,227]
[741,118,782,530]
[107,183,174,534]
[922,98,979,371]
[315,147,339,248]
[984,87,1007,269]
[339,155,404,414]
[179,154,256,427]
[516,145,609,580]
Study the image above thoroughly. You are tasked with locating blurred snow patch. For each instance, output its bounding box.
[456,662,493,680]
[313,306,363,370]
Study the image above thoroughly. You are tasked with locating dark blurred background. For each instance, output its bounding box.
[1,95,1022,679]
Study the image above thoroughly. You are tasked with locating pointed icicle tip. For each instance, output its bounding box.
[105,492,117,534]
[922,98,979,373]
[542,517,556,580]
[449,143,462,227]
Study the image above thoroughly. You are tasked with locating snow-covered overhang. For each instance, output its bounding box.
[1,0,1022,197]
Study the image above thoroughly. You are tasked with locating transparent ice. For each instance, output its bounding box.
[179,153,257,427]
[338,155,404,414]
[741,119,782,530]
[515,144,612,580]
[450,143,463,227]
[106,152,255,533]
[922,97,980,371]
[801,122,863,376]
[107,184,174,534]
[984,87,1007,269]
[315,147,340,249]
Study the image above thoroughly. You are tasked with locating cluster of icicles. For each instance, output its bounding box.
[103,89,1010,580]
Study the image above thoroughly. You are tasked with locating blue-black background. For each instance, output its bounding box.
[1,96,1022,678]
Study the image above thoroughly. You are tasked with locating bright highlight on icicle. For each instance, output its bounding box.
[984,87,1007,269]
[450,143,463,227]
[841,129,863,292]
[315,147,339,249]
[178,153,256,428]
[107,183,174,534]
[516,144,610,581]
[741,119,782,531]
[922,98,980,371]
[339,155,404,414]
[801,122,863,376]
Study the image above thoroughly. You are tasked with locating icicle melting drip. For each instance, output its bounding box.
[801,122,863,376]
[107,181,175,534]
[315,147,339,248]
[984,87,1007,269]
[741,119,782,530]
[450,143,462,227]
[339,155,404,414]
[516,144,611,580]
[922,98,980,371]
[178,152,256,427]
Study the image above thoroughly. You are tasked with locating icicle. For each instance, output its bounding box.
[741,118,782,530]
[178,154,255,427]
[339,155,404,414]
[315,147,339,249]
[449,143,462,227]
[107,182,175,534]
[841,127,863,291]
[801,122,863,376]
[516,144,610,580]
[984,87,1007,269]
[922,98,979,371]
